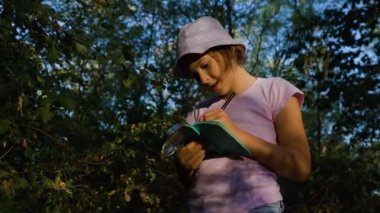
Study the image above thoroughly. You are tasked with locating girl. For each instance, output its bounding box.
[172,16,311,213]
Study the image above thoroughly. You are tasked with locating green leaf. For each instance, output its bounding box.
[74,42,88,56]
[0,169,10,178]
[47,45,58,63]
[0,118,11,134]
[123,79,133,89]
[39,98,53,123]
[16,178,29,190]
[45,205,61,213]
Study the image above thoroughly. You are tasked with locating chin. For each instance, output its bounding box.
[211,84,228,96]
[215,90,228,97]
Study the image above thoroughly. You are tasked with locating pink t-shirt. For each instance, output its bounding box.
[185,77,304,212]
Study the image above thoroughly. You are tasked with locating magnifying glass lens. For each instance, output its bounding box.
[161,124,185,156]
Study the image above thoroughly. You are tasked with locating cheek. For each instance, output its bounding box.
[209,70,219,79]
[208,64,223,79]
[212,55,228,73]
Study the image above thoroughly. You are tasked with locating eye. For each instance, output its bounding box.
[200,63,208,69]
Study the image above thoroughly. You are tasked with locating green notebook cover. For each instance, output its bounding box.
[179,121,252,157]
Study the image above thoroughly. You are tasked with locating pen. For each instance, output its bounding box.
[221,93,235,110]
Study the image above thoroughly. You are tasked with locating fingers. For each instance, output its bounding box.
[202,109,225,121]
[177,141,205,170]
[201,109,238,136]
[187,148,206,170]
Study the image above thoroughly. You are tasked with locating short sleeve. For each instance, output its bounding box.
[269,77,304,119]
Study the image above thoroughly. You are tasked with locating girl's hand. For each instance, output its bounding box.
[177,141,205,171]
[202,109,239,135]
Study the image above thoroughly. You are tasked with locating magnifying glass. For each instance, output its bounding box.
[161,123,192,157]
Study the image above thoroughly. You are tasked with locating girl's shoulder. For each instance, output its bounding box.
[257,77,299,92]
[259,76,290,85]
[260,77,304,115]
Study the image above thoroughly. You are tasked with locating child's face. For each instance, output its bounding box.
[187,53,232,96]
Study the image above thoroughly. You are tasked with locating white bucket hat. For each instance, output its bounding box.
[173,16,245,78]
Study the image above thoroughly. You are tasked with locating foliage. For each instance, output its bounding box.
[0,0,379,212]
[281,0,380,211]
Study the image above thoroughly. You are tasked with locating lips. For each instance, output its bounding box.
[210,81,219,91]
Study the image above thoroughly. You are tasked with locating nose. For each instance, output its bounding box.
[197,71,209,85]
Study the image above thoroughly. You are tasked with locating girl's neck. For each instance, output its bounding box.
[230,66,256,95]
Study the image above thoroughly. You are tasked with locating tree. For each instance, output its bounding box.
[1,0,379,211]
[281,0,380,211]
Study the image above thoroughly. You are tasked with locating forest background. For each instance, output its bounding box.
[0,0,379,212]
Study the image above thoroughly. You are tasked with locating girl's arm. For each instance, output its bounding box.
[203,96,311,181]
[247,96,311,181]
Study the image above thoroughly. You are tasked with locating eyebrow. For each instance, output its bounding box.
[189,59,203,71]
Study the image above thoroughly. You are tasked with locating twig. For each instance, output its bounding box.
[28,125,67,147]
[0,146,14,160]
